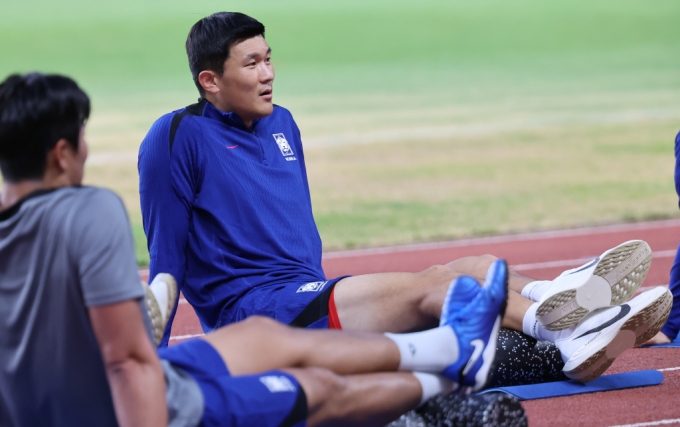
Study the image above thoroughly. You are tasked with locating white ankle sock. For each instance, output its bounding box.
[521,280,553,302]
[412,372,455,406]
[522,303,574,342]
[385,327,459,372]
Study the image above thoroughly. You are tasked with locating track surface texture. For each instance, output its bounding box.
[150,219,680,427]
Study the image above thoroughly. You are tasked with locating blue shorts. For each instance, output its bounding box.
[226,276,349,329]
[159,339,307,427]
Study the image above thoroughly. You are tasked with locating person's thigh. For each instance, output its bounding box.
[333,265,463,333]
[160,339,308,427]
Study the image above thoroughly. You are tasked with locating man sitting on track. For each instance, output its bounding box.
[0,72,523,427]
[138,12,672,383]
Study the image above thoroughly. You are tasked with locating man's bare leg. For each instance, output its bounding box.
[203,318,425,426]
[333,240,652,343]
[202,316,401,375]
[202,317,424,425]
[286,368,422,427]
[333,254,533,332]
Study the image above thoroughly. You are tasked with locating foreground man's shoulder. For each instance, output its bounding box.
[72,186,125,207]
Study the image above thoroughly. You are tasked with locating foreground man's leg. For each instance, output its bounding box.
[288,368,423,427]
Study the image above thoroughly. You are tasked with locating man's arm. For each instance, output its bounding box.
[89,299,168,427]
[139,115,201,346]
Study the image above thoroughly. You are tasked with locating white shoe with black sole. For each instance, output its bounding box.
[537,240,652,331]
[556,286,672,383]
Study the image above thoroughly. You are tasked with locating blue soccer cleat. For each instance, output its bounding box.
[440,275,483,327]
[441,260,509,393]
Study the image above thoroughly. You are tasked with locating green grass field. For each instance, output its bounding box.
[2,1,680,265]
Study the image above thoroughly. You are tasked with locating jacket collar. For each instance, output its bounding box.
[202,100,260,131]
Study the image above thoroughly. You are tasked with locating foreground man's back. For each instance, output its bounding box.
[0,186,145,426]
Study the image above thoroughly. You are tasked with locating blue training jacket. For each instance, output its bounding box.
[139,100,326,346]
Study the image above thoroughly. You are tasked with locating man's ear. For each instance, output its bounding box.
[198,70,220,95]
[50,139,72,172]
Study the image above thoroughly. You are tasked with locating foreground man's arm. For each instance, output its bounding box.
[90,299,168,427]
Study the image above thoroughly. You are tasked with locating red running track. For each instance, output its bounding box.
[144,219,680,427]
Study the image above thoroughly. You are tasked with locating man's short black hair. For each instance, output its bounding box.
[186,12,266,96]
[0,73,90,182]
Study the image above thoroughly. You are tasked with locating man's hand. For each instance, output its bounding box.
[643,331,671,346]
[90,299,168,427]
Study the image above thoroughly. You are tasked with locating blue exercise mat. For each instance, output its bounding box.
[641,334,680,348]
[641,342,680,348]
[479,370,663,400]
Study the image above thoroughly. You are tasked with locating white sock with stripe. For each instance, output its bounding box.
[522,303,575,342]
[412,372,455,406]
[521,280,553,302]
[385,327,460,372]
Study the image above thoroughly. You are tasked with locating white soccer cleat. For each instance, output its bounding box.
[556,286,671,383]
[143,273,178,345]
[537,240,652,331]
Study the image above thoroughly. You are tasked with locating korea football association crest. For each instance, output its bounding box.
[272,133,296,161]
[296,281,328,293]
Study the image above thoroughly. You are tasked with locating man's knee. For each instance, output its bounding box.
[446,254,499,277]
[240,315,287,334]
[418,264,459,287]
[288,367,349,421]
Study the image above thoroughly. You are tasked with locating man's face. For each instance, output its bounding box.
[214,35,274,125]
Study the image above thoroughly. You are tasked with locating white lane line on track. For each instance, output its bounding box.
[608,419,680,427]
[513,249,677,271]
[170,333,204,341]
[321,219,680,259]
[658,367,680,372]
